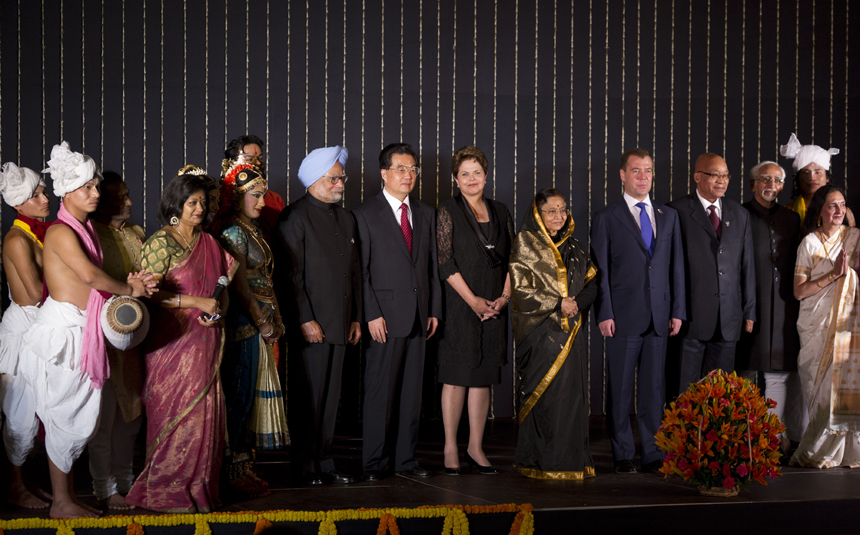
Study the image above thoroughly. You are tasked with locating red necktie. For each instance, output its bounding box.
[400,203,413,254]
[708,205,722,239]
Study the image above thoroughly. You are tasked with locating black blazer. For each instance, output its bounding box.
[591,198,686,338]
[667,193,756,342]
[277,193,362,345]
[353,191,443,338]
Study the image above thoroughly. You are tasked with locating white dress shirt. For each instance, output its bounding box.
[382,187,413,227]
[696,189,722,220]
[623,192,656,237]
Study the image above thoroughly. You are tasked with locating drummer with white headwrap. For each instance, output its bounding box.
[18,141,156,519]
[781,133,855,227]
[0,162,52,509]
[277,145,362,485]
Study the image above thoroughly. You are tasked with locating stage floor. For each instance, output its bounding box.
[2,417,860,533]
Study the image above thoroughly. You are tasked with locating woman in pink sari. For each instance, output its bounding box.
[126,173,236,513]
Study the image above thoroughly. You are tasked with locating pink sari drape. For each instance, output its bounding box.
[126,232,236,513]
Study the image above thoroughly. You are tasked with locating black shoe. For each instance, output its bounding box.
[614,460,637,474]
[303,472,325,485]
[399,466,432,478]
[323,471,356,484]
[640,460,664,474]
[465,453,499,475]
[444,466,462,476]
[363,470,387,481]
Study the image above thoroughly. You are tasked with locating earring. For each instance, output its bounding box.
[170,216,180,226]
[817,216,823,227]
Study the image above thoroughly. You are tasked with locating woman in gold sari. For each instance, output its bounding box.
[509,188,597,479]
[126,173,236,512]
[790,185,860,468]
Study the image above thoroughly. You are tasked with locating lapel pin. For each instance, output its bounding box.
[657,208,663,214]
[725,221,730,227]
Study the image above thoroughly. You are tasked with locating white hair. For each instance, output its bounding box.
[749,160,785,182]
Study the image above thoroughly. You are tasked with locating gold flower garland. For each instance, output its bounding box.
[0,504,535,535]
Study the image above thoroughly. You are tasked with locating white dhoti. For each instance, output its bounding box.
[19,297,102,474]
[0,301,41,466]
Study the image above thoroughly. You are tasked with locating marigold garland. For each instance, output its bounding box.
[0,504,532,535]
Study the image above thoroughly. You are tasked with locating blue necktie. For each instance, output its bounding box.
[636,202,654,257]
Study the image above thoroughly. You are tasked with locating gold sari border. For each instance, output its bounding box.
[514,464,596,480]
[517,316,582,425]
[146,329,227,460]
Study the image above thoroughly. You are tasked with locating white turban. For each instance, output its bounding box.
[779,133,840,172]
[43,141,101,198]
[0,162,46,207]
[297,146,348,188]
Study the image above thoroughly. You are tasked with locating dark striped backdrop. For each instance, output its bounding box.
[1,0,857,418]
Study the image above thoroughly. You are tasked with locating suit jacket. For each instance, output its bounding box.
[667,193,756,342]
[277,193,362,345]
[353,191,443,338]
[590,198,686,337]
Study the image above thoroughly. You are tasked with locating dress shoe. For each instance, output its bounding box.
[639,460,664,474]
[465,453,499,475]
[444,466,462,476]
[363,470,387,481]
[614,460,637,474]
[303,472,325,486]
[323,471,356,484]
[399,466,432,478]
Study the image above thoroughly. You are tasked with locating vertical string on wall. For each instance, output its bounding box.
[15,0,21,161]
[419,0,424,200]
[570,1,574,204]
[513,0,518,224]
[811,0,815,139]
[81,0,85,152]
[100,0,104,163]
[222,0,228,151]
[325,0,329,145]
[434,0,439,206]
[183,0,187,161]
[42,0,46,166]
[493,0,497,199]
[473,0,477,142]
[360,0,365,201]
[286,0,291,198]
[636,0,641,148]
[670,0,674,198]
[343,0,347,152]
[142,0,147,229]
[794,0,798,132]
[828,0,833,147]
[775,0,779,156]
[245,0,250,133]
[651,0,656,170]
[305,0,309,154]
[400,0,404,142]
[602,0,609,413]
[845,1,849,194]
[266,0,270,170]
[122,0,126,176]
[757,0,762,163]
[551,0,557,188]
[204,0,209,168]
[451,0,457,190]
[532,0,539,196]
[704,0,710,151]
[60,0,64,141]
[380,0,385,159]
[722,0,727,158]
[686,0,691,192]
[159,0,164,191]
[621,1,626,154]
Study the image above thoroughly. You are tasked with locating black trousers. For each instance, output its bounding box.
[362,317,425,473]
[289,342,346,475]
[678,319,736,393]
[605,323,667,464]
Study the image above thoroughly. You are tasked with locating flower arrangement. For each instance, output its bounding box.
[655,370,785,495]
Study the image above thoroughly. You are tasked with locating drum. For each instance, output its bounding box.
[100,295,150,351]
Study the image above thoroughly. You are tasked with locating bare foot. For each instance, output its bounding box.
[28,485,54,502]
[8,483,50,509]
[72,496,103,516]
[100,493,134,510]
[246,471,269,487]
[50,500,101,519]
[230,474,270,498]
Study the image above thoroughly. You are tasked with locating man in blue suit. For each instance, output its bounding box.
[591,148,687,474]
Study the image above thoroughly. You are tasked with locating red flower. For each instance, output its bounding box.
[678,458,689,471]
[722,464,731,477]
[706,429,719,442]
[736,464,749,477]
[723,477,736,489]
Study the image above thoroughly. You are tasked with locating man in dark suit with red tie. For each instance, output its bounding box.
[667,153,756,394]
[353,143,442,480]
[591,148,687,474]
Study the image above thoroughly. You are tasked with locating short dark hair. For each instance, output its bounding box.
[789,168,832,200]
[801,184,846,236]
[224,134,265,161]
[451,145,489,177]
[379,143,417,169]
[535,187,566,209]
[93,170,125,222]
[100,170,124,189]
[158,174,209,226]
[620,148,651,170]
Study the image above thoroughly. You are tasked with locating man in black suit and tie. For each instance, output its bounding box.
[667,153,756,393]
[591,148,687,474]
[353,143,442,480]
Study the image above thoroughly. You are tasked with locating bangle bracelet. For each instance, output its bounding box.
[255,317,267,327]
[502,293,511,303]
[176,294,181,309]
[261,327,275,337]
[817,278,827,289]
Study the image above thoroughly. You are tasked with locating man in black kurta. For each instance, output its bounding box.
[278,146,362,485]
[736,160,803,451]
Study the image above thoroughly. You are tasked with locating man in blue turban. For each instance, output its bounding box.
[277,145,361,485]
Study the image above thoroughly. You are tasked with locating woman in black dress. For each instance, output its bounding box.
[436,145,514,475]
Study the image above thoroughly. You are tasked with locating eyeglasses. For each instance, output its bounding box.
[541,208,568,216]
[388,166,421,176]
[323,174,348,184]
[754,175,785,185]
[698,170,731,181]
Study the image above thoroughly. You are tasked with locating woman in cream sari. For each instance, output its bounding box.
[791,185,860,468]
